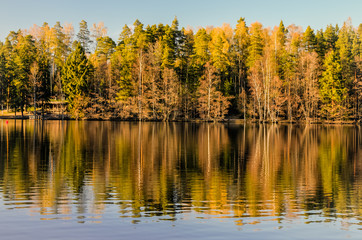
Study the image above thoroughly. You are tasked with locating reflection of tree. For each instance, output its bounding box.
[0,120,362,225]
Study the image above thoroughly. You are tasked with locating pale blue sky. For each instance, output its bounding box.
[0,0,361,41]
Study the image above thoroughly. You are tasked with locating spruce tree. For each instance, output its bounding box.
[162,25,176,68]
[303,26,316,52]
[12,34,37,117]
[61,41,93,117]
[247,22,264,68]
[114,25,135,101]
[315,30,326,58]
[319,50,346,119]
[324,24,339,51]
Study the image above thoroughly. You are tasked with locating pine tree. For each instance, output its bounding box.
[50,22,68,97]
[52,22,68,65]
[77,20,92,53]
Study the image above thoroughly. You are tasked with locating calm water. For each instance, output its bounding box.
[0,120,362,239]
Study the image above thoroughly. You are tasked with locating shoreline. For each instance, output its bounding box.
[0,114,360,125]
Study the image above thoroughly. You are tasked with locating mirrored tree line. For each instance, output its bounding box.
[1,121,362,222]
[0,17,362,121]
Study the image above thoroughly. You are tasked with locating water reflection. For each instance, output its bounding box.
[0,120,362,227]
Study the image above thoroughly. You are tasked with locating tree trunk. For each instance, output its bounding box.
[7,87,9,111]
[34,88,36,119]
[138,50,143,121]
[42,100,44,120]
[207,70,211,121]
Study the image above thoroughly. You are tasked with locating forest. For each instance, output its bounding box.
[0,17,361,122]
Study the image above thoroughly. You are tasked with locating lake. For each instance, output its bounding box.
[0,120,362,239]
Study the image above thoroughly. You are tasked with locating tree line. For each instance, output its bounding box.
[0,17,362,121]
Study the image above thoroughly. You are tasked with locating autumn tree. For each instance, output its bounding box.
[198,62,230,120]
[297,51,320,121]
[160,68,179,120]
[193,28,211,73]
[209,25,230,73]
[92,36,115,94]
[1,17,362,122]
[144,40,162,119]
[209,24,233,107]
[51,22,69,88]
[284,24,303,120]
[247,22,264,121]
[90,22,107,49]
[133,20,148,120]
[262,30,284,122]
[29,61,40,118]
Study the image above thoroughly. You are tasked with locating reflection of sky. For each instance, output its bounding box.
[1,205,362,239]
[0,0,361,41]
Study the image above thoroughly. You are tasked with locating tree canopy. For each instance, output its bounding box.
[1,18,362,122]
